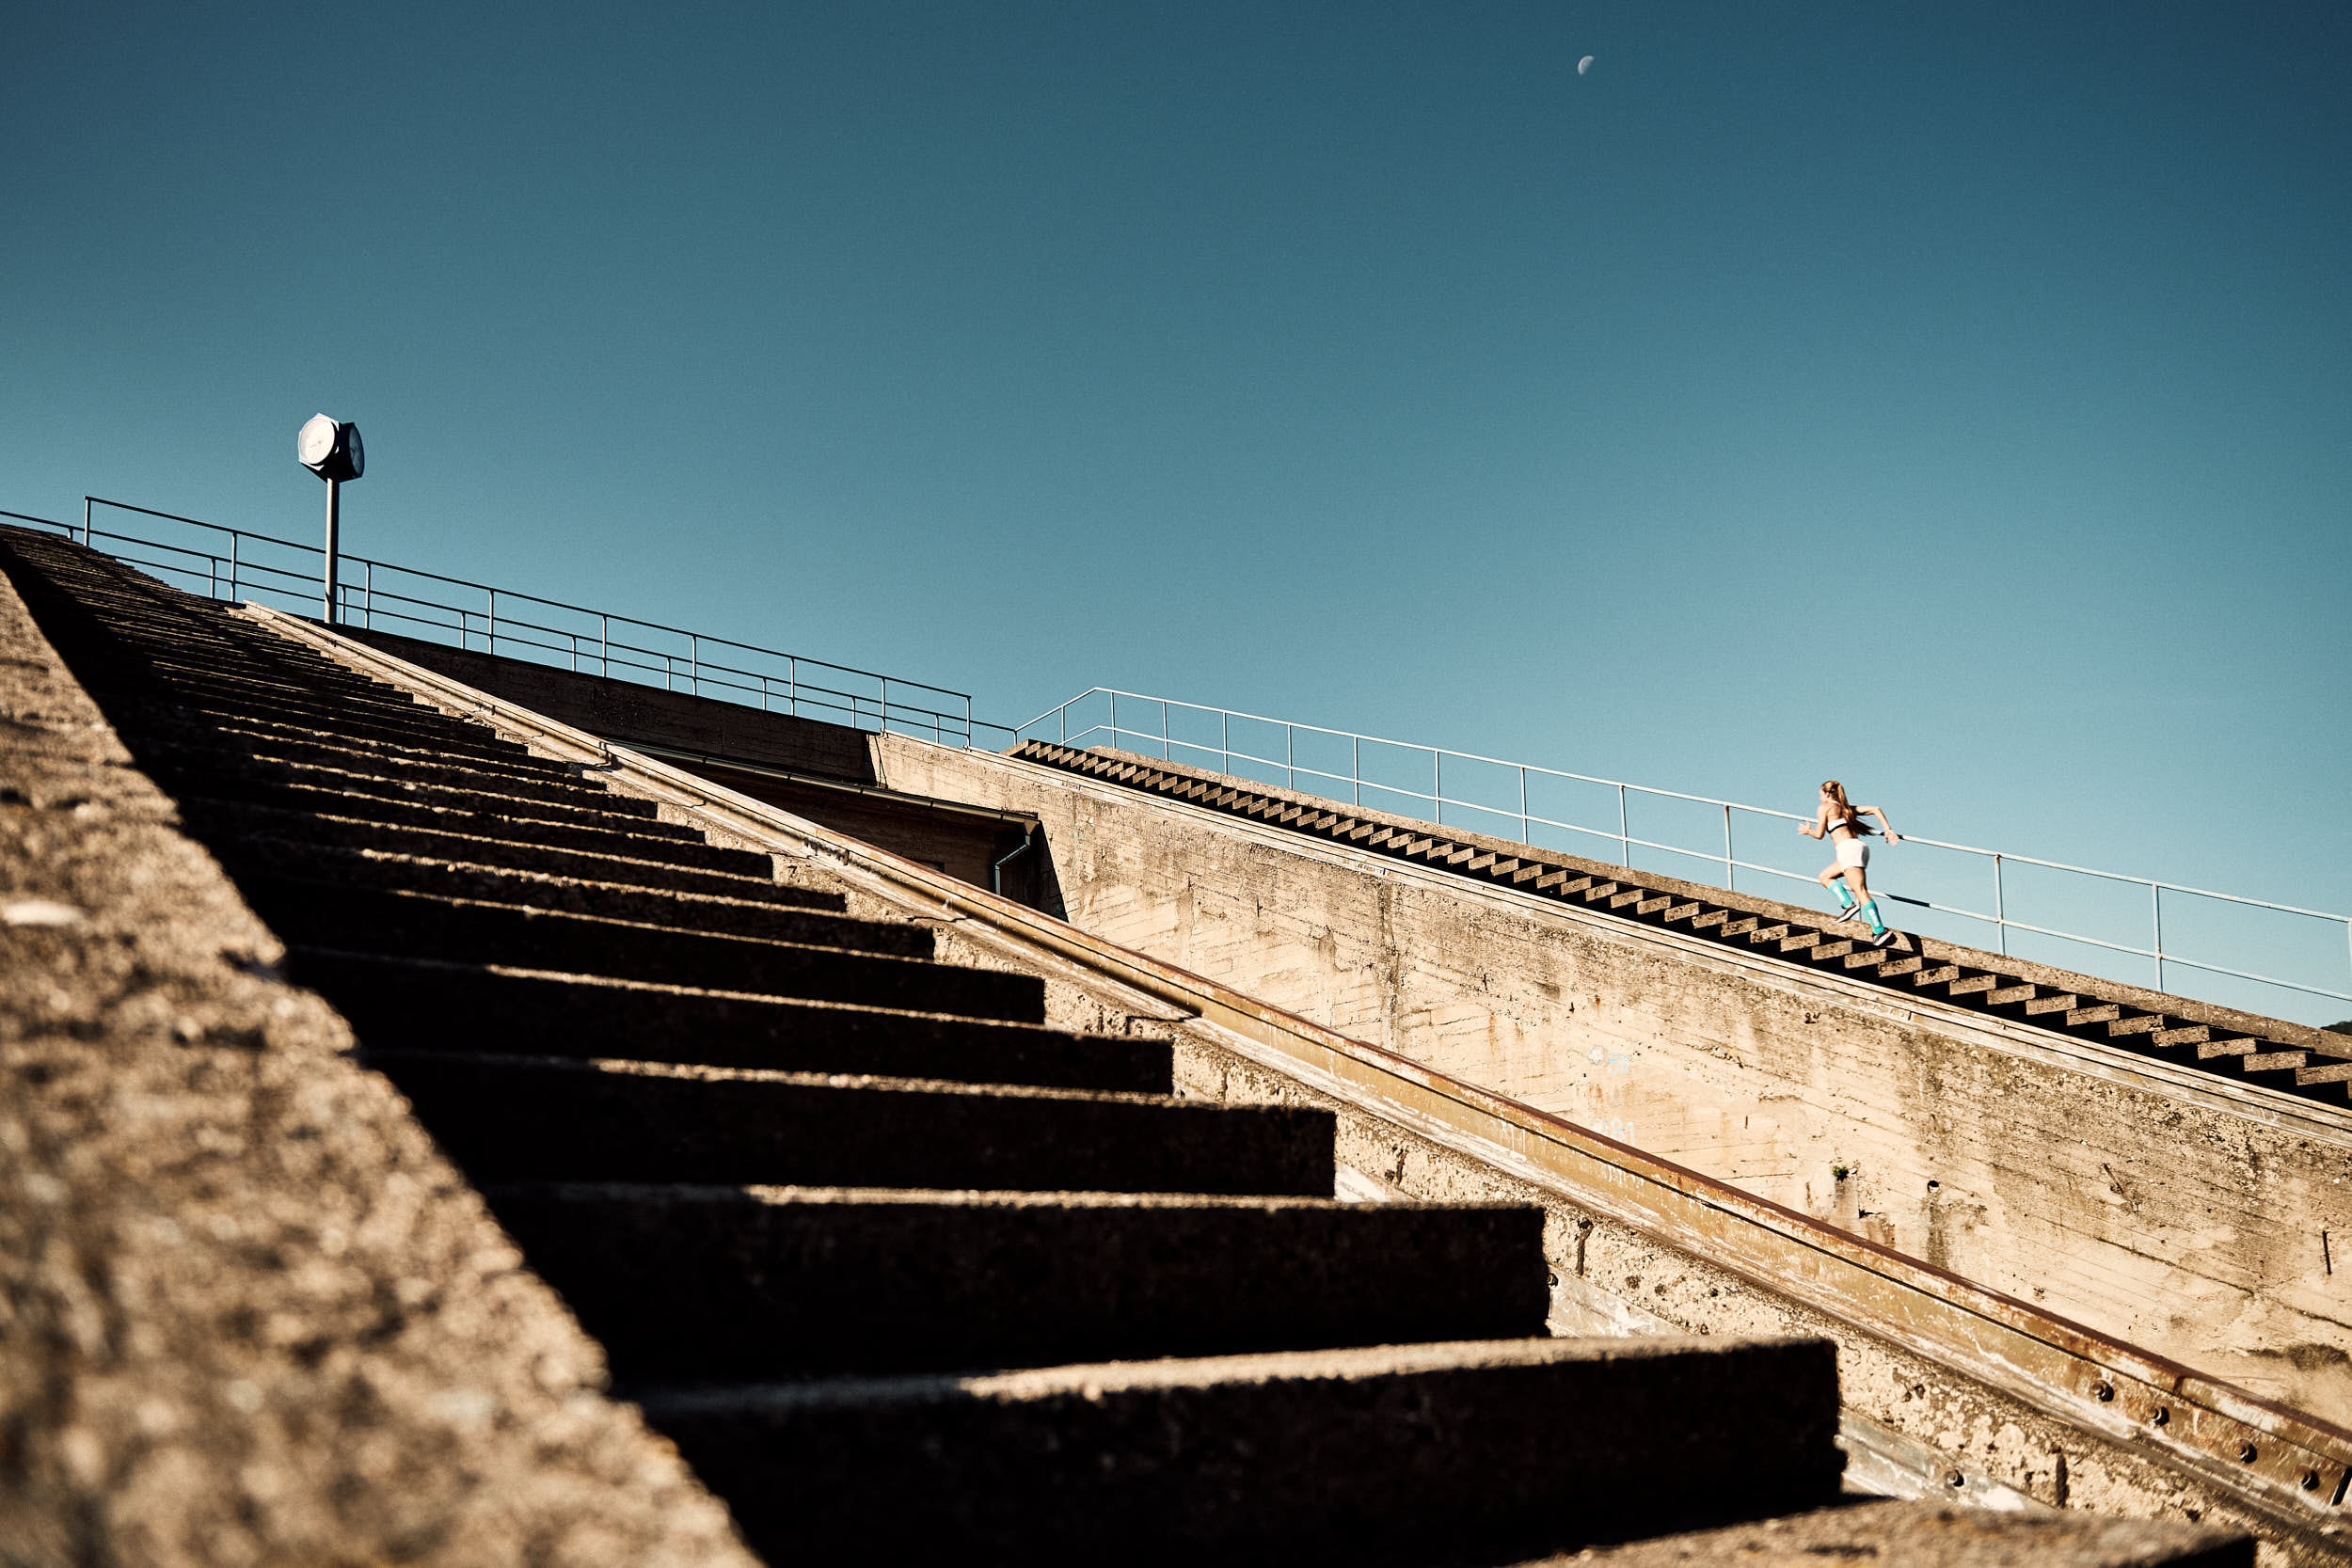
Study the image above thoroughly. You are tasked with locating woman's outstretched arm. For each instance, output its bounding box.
[1863,805,1900,843]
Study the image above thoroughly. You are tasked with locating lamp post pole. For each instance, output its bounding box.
[323,477,342,624]
[296,414,363,624]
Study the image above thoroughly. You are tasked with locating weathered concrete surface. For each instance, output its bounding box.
[332,624,877,783]
[0,561,753,1563]
[867,735,2352,1427]
[1537,1499,2253,1566]
[329,626,1049,896]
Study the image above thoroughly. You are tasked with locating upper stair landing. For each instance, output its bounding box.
[1012,740,2351,1112]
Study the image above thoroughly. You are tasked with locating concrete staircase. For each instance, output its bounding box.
[1012,740,2350,1107]
[0,523,2251,1566]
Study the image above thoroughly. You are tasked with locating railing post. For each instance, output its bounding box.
[1162,700,1170,761]
[1993,854,2008,955]
[1617,784,1629,867]
[1434,751,1442,827]
[963,695,972,749]
[1285,724,1294,788]
[80,497,90,546]
[691,635,700,695]
[1221,710,1229,773]
[1354,736,1361,807]
[1518,766,1529,845]
[788,657,798,717]
[2152,883,2165,993]
[486,589,497,654]
[1724,803,1735,892]
[600,613,610,675]
[361,559,372,626]
[570,631,579,673]
[230,532,240,601]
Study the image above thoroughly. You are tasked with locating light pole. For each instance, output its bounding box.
[296,414,363,623]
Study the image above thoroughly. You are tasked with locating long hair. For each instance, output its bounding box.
[1820,780,1874,833]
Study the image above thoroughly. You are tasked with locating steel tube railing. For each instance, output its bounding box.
[23,499,978,748]
[1013,689,2352,1013]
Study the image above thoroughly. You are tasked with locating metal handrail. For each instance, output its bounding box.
[21,499,977,747]
[11,503,2345,1017]
[1013,688,2352,1014]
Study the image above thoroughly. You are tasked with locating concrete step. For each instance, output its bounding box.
[246,879,1044,1022]
[180,786,752,873]
[482,1183,1549,1381]
[1539,1498,2251,1568]
[139,661,513,733]
[135,731,659,817]
[139,703,566,784]
[180,795,779,885]
[368,1051,1336,1196]
[638,1337,1845,1566]
[159,697,544,766]
[161,767,715,854]
[223,837,853,926]
[132,708,602,796]
[294,950,1172,1092]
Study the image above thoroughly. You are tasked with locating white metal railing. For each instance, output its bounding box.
[1013,688,2352,1021]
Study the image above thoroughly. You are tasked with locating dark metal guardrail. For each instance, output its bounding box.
[3,500,976,747]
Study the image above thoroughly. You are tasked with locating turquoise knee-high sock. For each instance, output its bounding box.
[1857,898,1883,934]
[1832,883,1856,911]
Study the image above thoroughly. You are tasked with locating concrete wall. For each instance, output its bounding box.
[334,626,878,783]
[869,735,2352,1427]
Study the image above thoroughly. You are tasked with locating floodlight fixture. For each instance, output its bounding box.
[296,414,363,622]
[297,413,363,482]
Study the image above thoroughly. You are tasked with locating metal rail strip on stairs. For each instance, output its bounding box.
[245,600,2352,1558]
[1009,740,2352,1110]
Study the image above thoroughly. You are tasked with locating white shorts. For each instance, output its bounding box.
[1836,838,1869,870]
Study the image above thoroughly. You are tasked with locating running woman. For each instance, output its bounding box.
[1799,780,1901,945]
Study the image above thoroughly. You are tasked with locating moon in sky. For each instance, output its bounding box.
[1577,55,1594,74]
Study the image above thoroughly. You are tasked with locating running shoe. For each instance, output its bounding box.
[1870,927,1899,947]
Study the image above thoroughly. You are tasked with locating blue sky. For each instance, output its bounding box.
[6,3,2347,1016]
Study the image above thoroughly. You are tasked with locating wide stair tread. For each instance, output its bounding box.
[180,795,777,884]
[366,1050,1334,1196]
[481,1181,1549,1381]
[244,879,1040,1022]
[637,1337,1844,1567]
[295,950,1170,1091]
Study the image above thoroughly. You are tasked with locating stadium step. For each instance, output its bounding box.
[1012,739,2347,1108]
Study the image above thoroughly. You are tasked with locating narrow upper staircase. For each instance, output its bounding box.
[0,523,2251,1566]
[1012,740,2349,1107]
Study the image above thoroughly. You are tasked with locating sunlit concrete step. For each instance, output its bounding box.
[182,796,777,885]
[1529,1498,2250,1568]
[133,709,600,796]
[369,1051,1336,1196]
[227,838,851,927]
[485,1183,1549,1381]
[235,858,922,954]
[294,950,1171,1092]
[248,879,1043,1022]
[166,769,712,855]
[640,1337,1844,1565]
[155,694,534,759]
[137,739,669,827]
